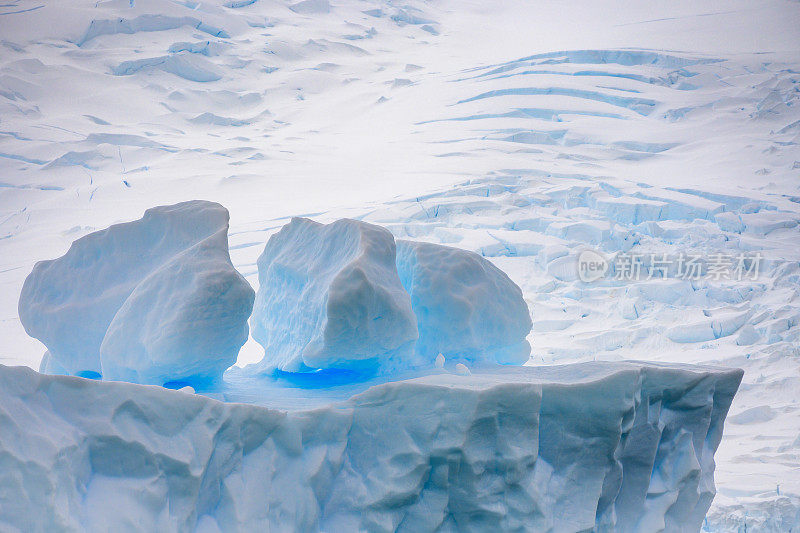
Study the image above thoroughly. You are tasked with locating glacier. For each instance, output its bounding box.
[18,200,254,386]
[0,361,742,532]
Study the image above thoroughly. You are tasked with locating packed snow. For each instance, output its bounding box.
[1,0,799,529]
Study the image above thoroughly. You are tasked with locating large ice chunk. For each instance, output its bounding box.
[18,201,254,385]
[0,361,743,531]
[396,240,532,365]
[99,228,254,386]
[250,217,418,374]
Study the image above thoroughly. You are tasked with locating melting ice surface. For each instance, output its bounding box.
[6,201,744,531]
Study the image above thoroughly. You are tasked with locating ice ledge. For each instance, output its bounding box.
[0,361,742,532]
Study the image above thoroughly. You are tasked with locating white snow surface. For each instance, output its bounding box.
[0,361,741,532]
[250,217,417,374]
[1,0,800,529]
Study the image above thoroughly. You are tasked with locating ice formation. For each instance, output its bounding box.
[0,361,742,531]
[250,217,418,374]
[2,0,795,526]
[99,228,255,386]
[396,239,532,365]
[250,219,534,375]
[18,201,254,386]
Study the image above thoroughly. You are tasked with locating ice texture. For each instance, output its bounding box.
[396,239,532,365]
[99,228,255,386]
[2,0,796,522]
[18,201,254,385]
[250,217,418,374]
[38,351,67,376]
[0,361,742,531]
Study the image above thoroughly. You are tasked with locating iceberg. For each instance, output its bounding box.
[396,239,532,365]
[9,206,744,530]
[250,219,534,376]
[99,227,255,387]
[0,361,742,531]
[18,201,254,385]
[250,217,418,374]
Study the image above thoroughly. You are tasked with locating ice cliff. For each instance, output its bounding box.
[0,361,741,532]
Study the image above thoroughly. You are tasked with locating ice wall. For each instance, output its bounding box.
[0,361,742,532]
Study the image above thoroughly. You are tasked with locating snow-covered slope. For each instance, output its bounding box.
[1,0,799,529]
[0,361,741,532]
